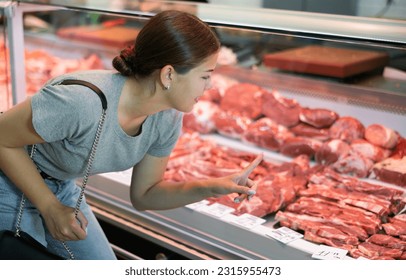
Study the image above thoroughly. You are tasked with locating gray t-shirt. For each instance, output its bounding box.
[30,70,183,180]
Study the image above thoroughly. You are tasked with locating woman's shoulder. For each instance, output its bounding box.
[47,69,119,86]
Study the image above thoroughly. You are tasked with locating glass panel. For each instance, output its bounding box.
[22,7,150,96]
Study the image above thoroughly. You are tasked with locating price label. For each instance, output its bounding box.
[199,203,235,218]
[230,213,266,229]
[266,226,303,244]
[186,200,210,210]
[312,245,348,260]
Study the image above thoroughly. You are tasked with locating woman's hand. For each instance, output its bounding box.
[41,201,88,241]
[207,153,263,202]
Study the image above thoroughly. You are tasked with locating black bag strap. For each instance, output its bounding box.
[60,79,108,110]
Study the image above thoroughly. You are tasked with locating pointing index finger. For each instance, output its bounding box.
[241,153,263,178]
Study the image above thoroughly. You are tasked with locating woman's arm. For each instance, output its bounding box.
[130,153,262,210]
[0,99,87,241]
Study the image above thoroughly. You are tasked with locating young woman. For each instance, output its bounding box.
[0,10,262,259]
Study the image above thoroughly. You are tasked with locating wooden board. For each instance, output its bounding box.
[263,45,389,78]
[57,25,140,48]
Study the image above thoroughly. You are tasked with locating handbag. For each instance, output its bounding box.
[0,79,108,260]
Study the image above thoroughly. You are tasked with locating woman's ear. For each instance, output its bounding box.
[160,65,174,90]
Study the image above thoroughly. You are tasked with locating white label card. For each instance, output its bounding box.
[186,200,210,210]
[198,203,235,218]
[230,213,266,229]
[312,245,348,260]
[266,226,303,244]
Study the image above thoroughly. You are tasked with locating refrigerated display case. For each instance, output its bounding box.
[5,0,406,260]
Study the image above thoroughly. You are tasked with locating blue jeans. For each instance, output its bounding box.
[0,172,116,260]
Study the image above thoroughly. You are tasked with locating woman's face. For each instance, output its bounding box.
[169,52,219,113]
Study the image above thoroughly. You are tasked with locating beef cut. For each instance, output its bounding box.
[370,157,406,187]
[364,124,399,149]
[213,110,252,139]
[299,107,339,128]
[220,83,265,119]
[242,117,293,151]
[366,234,406,250]
[280,136,322,158]
[315,139,351,165]
[261,90,301,127]
[183,101,220,134]
[350,139,390,162]
[329,116,365,143]
[290,123,330,141]
[382,215,406,236]
[391,138,406,159]
[331,151,374,178]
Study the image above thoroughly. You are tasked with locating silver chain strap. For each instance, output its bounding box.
[15,109,107,260]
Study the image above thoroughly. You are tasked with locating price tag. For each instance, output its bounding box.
[230,213,266,229]
[266,226,303,244]
[186,200,210,210]
[199,203,235,218]
[312,245,348,260]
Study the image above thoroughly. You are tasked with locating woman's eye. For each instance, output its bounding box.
[202,76,210,80]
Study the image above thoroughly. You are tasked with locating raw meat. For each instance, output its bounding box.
[285,196,380,238]
[357,242,403,259]
[242,117,293,151]
[382,215,406,236]
[331,151,373,178]
[329,116,365,143]
[213,110,252,139]
[365,124,399,149]
[200,88,222,103]
[366,234,406,250]
[299,107,339,128]
[279,136,322,158]
[350,139,390,162]
[220,83,265,119]
[289,123,330,141]
[315,139,351,165]
[370,157,406,187]
[391,138,406,159]
[183,101,220,134]
[261,90,301,127]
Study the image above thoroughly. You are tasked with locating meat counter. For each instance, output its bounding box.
[4,0,406,259]
[84,65,406,260]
